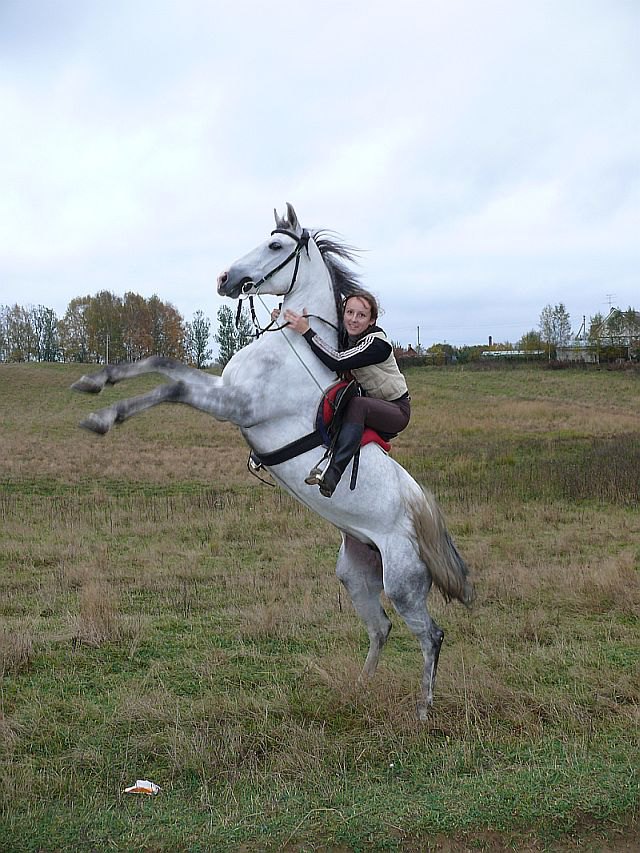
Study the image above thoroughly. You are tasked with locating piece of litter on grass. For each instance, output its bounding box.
[123,779,161,795]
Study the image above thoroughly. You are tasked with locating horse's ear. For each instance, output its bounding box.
[285,202,301,233]
[274,208,286,229]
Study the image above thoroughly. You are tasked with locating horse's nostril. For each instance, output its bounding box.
[217,271,228,286]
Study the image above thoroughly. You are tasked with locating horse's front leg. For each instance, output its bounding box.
[71,357,216,394]
[79,380,253,435]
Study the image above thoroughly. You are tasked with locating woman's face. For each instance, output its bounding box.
[344,296,373,337]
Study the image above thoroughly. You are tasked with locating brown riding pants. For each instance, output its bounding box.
[344,394,411,437]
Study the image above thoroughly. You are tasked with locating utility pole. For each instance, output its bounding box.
[576,315,587,344]
[416,326,420,352]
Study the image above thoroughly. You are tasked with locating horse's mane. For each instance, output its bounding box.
[312,230,365,341]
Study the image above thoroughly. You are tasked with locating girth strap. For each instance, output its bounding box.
[251,429,324,468]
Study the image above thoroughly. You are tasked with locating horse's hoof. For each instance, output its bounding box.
[416,702,430,721]
[79,413,111,435]
[71,376,103,394]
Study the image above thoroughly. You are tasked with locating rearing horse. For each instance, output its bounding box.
[72,203,474,719]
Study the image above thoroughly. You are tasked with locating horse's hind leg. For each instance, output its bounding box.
[78,380,252,435]
[79,382,184,434]
[381,543,444,719]
[71,356,219,394]
[336,534,391,680]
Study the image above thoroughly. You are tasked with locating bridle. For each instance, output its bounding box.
[235,227,338,337]
[241,227,311,297]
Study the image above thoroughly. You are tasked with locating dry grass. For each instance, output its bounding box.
[0,624,34,677]
[0,362,638,850]
[0,363,246,486]
[71,580,124,647]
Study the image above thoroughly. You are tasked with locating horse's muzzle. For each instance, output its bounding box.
[216,271,229,295]
[217,270,252,299]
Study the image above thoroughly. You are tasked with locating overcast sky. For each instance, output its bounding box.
[1,0,638,349]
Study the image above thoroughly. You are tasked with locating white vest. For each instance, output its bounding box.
[351,330,409,401]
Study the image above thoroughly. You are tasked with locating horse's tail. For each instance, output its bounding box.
[410,487,475,607]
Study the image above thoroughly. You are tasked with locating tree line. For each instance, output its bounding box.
[0,292,254,368]
[2,294,638,368]
[400,302,640,365]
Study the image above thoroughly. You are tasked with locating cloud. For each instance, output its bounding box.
[0,0,638,349]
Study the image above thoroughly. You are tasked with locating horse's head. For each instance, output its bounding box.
[217,203,309,300]
[217,204,363,347]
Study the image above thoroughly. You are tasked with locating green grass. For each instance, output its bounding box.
[0,362,638,851]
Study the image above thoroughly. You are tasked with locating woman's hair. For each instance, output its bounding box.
[342,289,381,325]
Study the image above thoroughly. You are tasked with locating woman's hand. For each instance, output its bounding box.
[283,309,310,334]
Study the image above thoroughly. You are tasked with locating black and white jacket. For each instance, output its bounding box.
[302,325,408,402]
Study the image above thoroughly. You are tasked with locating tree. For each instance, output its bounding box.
[84,291,124,363]
[31,305,60,361]
[146,295,185,359]
[60,297,91,362]
[517,329,544,352]
[539,303,572,359]
[623,307,640,338]
[456,345,485,363]
[185,310,212,368]
[122,292,153,361]
[215,306,237,367]
[0,293,194,363]
[235,307,254,351]
[2,304,36,361]
[0,305,9,361]
[214,305,254,367]
[426,343,456,366]
[588,311,605,345]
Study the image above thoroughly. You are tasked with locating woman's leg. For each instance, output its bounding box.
[344,396,410,435]
[315,397,410,497]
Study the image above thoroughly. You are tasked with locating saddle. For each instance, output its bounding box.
[318,380,392,452]
[248,380,392,473]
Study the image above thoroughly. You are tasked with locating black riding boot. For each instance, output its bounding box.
[318,423,364,497]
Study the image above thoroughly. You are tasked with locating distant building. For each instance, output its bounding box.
[556,344,598,363]
[393,344,418,358]
[481,350,544,359]
[559,308,639,363]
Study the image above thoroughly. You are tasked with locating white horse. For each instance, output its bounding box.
[72,203,474,718]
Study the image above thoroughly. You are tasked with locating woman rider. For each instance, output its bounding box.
[283,290,410,497]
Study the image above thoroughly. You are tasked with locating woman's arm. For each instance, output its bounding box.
[303,329,391,371]
[283,308,391,370]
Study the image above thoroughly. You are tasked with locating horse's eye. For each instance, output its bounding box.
[268,241,282,251]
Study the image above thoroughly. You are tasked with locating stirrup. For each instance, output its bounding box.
[248,452,263,472]
[305,455,330,485]
[305,465,325,485]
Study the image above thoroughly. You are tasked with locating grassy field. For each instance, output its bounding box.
[0,361,638,852]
